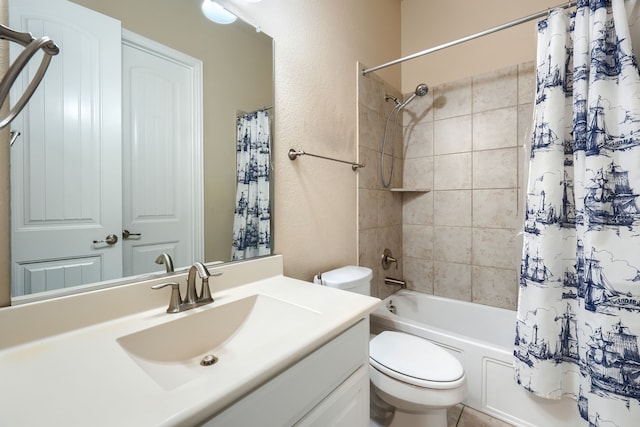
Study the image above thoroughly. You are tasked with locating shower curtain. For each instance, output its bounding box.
[231,109,271,260]
[516,0,640,424]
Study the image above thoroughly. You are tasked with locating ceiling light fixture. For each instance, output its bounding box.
[201,0,237,24]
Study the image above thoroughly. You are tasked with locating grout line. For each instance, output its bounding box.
[455,404,465,426]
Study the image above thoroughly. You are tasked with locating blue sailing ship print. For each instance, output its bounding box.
[573,97,588,152]
[231,220,270,252]
[520,244,553,287]
[515,318,554,368]
[582,248,617,312]
[582,97,612,155]
[561,171,577,226]
[574,95,640,155]
[586,321,640,400]
[514,321,534,367]
[535,190,558,225]
[535,54,564,105]
[523,171,576,234]
[232,110,271,261]
[524,183,564,234]
[564,245,640,313]
[518,1,640,424]
[516,305,579,368]
[563,241,584,300]
[516,302,640,403]
[562,268,578,299]
[530,114,560,158]
[528,324,554,360]
[592,20,622,81]
[556,303,580,363]
[583,162,640,228]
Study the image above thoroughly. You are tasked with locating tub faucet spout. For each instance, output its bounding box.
[384,277,406,288]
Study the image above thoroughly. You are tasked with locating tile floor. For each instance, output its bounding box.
[371,402,515,427]
[447,404,515,427]
[369,393,514,427]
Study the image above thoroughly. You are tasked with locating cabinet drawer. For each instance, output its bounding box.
[202,319,369,427]
[295,365,369,427]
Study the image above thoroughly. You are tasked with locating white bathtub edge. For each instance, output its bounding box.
[370,291,581,427]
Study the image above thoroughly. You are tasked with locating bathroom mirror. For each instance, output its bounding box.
[6,0,274,303]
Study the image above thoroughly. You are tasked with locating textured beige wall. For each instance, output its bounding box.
[400,0,570,91]
[221,0,401,280]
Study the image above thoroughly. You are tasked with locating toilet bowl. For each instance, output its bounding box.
[369,331,465,426]
[315,266,466,427]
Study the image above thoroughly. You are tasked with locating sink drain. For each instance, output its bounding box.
[200,354,219,366]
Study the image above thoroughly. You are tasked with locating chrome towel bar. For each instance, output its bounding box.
[288,148,365,171]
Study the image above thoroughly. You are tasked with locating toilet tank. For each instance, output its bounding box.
[314,266,372,296]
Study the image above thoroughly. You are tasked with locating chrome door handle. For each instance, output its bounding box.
[122,229,142,239]
[93,234,118,245]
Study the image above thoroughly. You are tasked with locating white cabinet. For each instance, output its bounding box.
[295,365,369,427]
[203,319,370,427]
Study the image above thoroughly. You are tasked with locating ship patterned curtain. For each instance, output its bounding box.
[231,109,271,260]
[516,0,640,424]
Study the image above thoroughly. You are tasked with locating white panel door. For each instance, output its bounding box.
[9,0,122,296]
[121,31,203,276]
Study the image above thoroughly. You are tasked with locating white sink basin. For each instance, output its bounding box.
[117,294,320,389]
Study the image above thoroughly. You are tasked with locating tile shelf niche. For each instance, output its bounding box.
[388,188,431,193]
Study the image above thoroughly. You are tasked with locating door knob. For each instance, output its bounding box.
[93,234,118,245]
[122,229,142,239]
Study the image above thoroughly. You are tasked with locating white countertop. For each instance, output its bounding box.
[0,257,379,426]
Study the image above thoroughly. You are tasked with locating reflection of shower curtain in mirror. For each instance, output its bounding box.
[231,109,271,260]
[516,1,640,425]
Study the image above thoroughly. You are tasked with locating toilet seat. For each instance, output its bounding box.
[369,331,464,389]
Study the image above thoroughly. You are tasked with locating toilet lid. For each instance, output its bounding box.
[369,331,464,386]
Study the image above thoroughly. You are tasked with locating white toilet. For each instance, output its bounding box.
[315,266,466,427]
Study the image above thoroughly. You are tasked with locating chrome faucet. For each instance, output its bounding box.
[151,262,222,313]
[155,253,174,273]
[151,281,183,313]
[184,262,212,307]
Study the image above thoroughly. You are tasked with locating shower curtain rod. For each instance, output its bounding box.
[362,1,577,75]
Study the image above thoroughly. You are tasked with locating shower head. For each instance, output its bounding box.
[415,83,429,97]
[399,83,429,108]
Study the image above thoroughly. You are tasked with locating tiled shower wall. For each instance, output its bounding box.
[358,68,404,300]
[358,61,535,310]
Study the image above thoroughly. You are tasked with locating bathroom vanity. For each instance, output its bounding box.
[0,256,379,426]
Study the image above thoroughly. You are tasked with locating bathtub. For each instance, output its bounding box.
[370,290,580,427]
